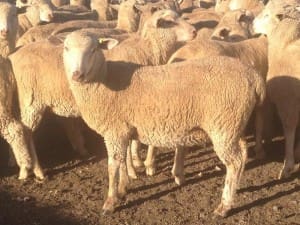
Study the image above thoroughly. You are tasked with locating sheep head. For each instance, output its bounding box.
[142,9,196,42]
[0,2,18,57]
[253,0,300,35]
[211,9,254,42]
[63,31,118,83]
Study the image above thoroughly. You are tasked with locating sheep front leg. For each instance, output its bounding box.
[131,140,144,168]
[213,139,247,217]
[103,137,128,215]
[171,146,185,185]
[144,145,157,176]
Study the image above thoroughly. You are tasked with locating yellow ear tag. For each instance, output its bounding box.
[98,38,106,44]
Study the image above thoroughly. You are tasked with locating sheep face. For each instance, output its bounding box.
[253,2,300,35]
[26,4,54,25]
[211,9,254,41]
[63,32,117,83]
[0,2,18,51]
[143,9,196,42]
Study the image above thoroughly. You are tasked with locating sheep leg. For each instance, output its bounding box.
[171,146,185,185]
[1,119,33,180]
[126,143,137,179]
[118,159,130,198]
[131,140,144,168]
[254,106,265,159]
[102,137,128,215]
[294,138,300,163]
[59,118,89,157]
[144,145,157,176]
[213,139,247,217]
[21,107,46,180]
[278,122,299,179]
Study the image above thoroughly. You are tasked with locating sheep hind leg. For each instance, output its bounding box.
[254,106,266,159]
[278,122,299,179]
[171,146,185,185]
[144,145,157,176]
[126,142,137,179]
[102,137,128,215]
[213,139,247,218]
[131,140,144,168]
[1,119,34,180]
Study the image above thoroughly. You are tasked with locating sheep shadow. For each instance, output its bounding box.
[0,189,82,225]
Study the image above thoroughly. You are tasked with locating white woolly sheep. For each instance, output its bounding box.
[18,3,54,38]
[63,30,265,217]
[0,2,44,180]
[253,0,300,179]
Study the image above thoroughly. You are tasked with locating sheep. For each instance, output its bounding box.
[253,0,300,179]
[103,9,196,177]
[215,0,265,15]
[9,37,90,167]
[0,2,44,180]
[51,0,69,7]
[16,22,59,47]
[17,3,54,38]
[70,0,90,8]
[62,30,265,217]
[90,0,117,21]
[211,9,255,41]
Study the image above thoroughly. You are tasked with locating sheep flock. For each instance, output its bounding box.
[0,0,300,223]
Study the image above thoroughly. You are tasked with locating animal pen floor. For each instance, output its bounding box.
[0,115,299,225]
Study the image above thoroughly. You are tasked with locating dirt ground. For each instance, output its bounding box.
[0,115,300,225]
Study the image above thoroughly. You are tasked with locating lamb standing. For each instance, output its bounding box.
[0,2,44,180]
[63,30,265,217]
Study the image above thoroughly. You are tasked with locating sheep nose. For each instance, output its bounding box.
[72,71,84,81]
[0,29,8,37]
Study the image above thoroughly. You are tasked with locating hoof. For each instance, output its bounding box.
[133,159,144,169]
[174,176,185,186]
[33,167,45,180]
[213,203,231,218]
[128,172,138,180]
[18,167,30,180]
[278,164,299,180]
[145,166,156,176]
[102,197,118,215]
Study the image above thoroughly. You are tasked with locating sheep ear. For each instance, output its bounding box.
[110,4,120,11]
[98,38,119,50]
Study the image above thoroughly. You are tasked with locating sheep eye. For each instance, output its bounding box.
[64,46,69,51]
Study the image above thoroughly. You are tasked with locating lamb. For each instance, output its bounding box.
[17,2,54,38]
[0,2,44,180]
[62,30,265,217]
[253,0,300,179]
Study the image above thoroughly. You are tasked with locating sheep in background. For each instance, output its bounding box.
[63,30,265,217]
[18,2,54,37]
[253,0,300,179]
[0,2,44,180]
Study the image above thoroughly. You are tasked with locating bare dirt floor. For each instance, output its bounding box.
[0,115,300,225]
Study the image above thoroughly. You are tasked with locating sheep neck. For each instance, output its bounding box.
[144,28,177,65]
[268,19,300,53]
